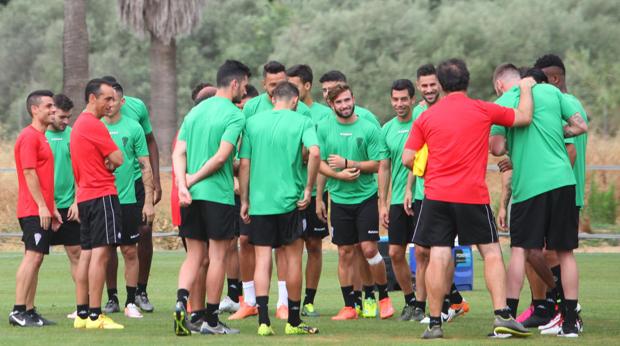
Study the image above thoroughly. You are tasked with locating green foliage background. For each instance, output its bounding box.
[1,0,619,134]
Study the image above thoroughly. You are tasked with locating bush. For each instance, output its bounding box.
[586,179,617,224]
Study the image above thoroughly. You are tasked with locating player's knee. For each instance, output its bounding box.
[388,246,405,262]
[121,246,138,262]
[366,251,383,265]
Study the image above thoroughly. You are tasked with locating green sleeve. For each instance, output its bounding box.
[367,126,388,161]
[490,124,506,137]
[242,98,256,119]
[380,124,390,159]
[177,118,189,141]
[317,123,329,160]
[222,111,245,145]
[301,119,319,148]
[238,129,251,159]
[138,101,153,135]
[559,92,580,121]
[134,126,149,157]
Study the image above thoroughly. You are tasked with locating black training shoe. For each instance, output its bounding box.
[9,311,42,327]
[522,313,551,328]
[28,309,56,326]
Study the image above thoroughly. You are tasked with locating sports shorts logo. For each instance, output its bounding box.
[34,233,42,245]
[368,229,379,234]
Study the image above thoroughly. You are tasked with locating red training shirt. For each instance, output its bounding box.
[15,125,55,218]
[405,92,515,204]
[70,112,119,203]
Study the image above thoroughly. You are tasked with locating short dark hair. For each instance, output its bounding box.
[437,58,470,92]
[416,64,436,79]
[534,54,565,74]
[391,79,415,97]
[272,81,300,101]
[53,94,74,112]
[327,84,352,103]
[263,60,286,77]
[101,75,118,84]
[216,60,252,88]
[84,78,114,103]
[523,67,548,84]
[245,84,259,98]
[493,63,520,82]
[191,82,214,101]
[286,64,313,84]
[319,70,347,83]
[111,82,124,96]
[26,90,54,116]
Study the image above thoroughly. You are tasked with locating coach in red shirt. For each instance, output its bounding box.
[402,59,536,339]
[70,79,125,330]
[10,90,63,327]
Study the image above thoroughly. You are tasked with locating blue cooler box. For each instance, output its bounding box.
[408,245,473,291]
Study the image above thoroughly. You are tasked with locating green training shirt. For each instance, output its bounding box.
[563,94,589,207]
[45,127,75,209]
[381,116,414,205]
[102,116,148,204]
[490,84,578,203]
[317,115,387,204]
[239,109,319,215]
[178,96,245,205]
[411,104,427,201]
[309,102,333,124]
[121,96,153,180]
[243,93,312,119]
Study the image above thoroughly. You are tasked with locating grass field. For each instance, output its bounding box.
[0,249,618,345]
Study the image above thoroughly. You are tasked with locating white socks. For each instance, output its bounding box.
[242,281,256,307]
[277,280,288,308]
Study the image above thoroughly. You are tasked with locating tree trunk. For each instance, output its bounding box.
[150,35,177,165]
[62,0,89,114]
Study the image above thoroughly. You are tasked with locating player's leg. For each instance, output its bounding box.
[330,202,358,320]
[135,178,154,311]
[103,250,120,313]
[275,247,289,319]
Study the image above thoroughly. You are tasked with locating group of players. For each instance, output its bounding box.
[11,52,587,339]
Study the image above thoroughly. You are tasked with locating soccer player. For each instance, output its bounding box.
[239,81,321,336]
[402,59,534,339]
[102,82,155,319]
[191,82,218,105]
[235,84,258,110]
[172,59,250,336]
[102,76,160,312]
[411,64,469,324]
[10,90,62,327]
[317,84,395,321]
[377,79,418,321]
[490,62,587,337]
[71,78,124,329]
[286,64,330,317]
[45,94,82,320]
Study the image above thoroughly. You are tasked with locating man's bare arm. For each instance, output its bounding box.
[563,113,588,138]
[378,159,391,208]
[187,141,235,187]
[138,156,155,224]
[145,133,161,204]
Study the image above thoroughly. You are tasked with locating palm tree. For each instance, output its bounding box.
[118,0,204,164]
[63,0,89,113]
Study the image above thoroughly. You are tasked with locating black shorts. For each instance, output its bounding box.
[118,204,140,245]
[19,216,51,254]
[50,208,81,246]
[388,204,415,245]
[134,177,147,227]
[78,195,122,250]
[330,195,380,246]
[248,209,304,248]
[413,198,498,247]
[179,200,235,242]
[302,194,329,239]
[411,199,430,247]
[510,185,578,250]
[234,195,250,237]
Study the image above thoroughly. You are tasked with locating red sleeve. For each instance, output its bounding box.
[404,120,425,151]
[19,135,39,169]
[89,120,118,157]
[485,101,515,127]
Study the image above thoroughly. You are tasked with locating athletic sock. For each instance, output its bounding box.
[414,300,426,312]
[551,265,565,312]
[340,286,354,308]
[242,281,256,306]
[363,285,376,300]
[563,299,578,326]
[441,295,450,314]
[545,290,557,315]
[177,288,190,310]
[277,281,288,308]
[377,283,389,300]
[429,315,442,328]
[227,278,240,303]
[506,298,519,318]
[190,309,205,323]
[532,299,548,317]
[77,304,89,319]
[404,292,416,306]
[12,305,26,313]
[107,288,119,303]
[303,288,317,306]
[88,307,102,321]
[25,308,35,316]
[494,307,512,319]
[354,290,362,308]
[256,296,270,325]
[449,283,463,304]
[137,282,147,295]
[287,299,301,327]
[205,303,219,327]
[125,286,137,306]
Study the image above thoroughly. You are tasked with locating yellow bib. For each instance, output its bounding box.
[413,144,428,177]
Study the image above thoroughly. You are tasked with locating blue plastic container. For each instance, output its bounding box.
[408,245,473,291]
